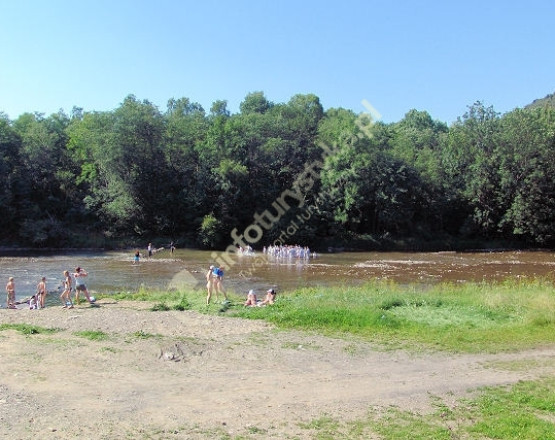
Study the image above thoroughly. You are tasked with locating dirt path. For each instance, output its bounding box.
[1,300,554,439]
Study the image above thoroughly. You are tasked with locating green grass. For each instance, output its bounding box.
[228,278,555,353]
[367,377,555,440]
[0,323,60,335]
[74,330,109,341]
[131,330,158,340]
[468,378,555,439]
[111,289,193,312]
[106,278,554,353]
[290,377,555,439]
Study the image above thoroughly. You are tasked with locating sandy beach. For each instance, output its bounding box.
[1,300,554,439]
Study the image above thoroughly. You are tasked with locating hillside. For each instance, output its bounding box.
[526,91,555,109]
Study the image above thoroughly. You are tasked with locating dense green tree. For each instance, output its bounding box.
[318,108,431,237]
[498,107,555,243]
[2,92,555,249]
[441,102,502,237]
[239,91,272,115]
[11,111,78,245]
[163,97,209,239]
[0,114,20,238]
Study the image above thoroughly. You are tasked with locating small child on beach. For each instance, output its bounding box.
[29,295,38,310]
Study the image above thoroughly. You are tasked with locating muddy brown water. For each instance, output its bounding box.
[1,248,553,306]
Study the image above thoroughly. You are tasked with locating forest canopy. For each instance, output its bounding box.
[1,92,554,250]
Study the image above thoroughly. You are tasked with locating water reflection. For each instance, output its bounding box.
[0,249,553,304]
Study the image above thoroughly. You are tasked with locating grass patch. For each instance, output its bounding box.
[112,288,193,312]
[227,278,555,353]
[172,295,192,311]
[295,377,555,440]
[103,277,554,353]
[131,330,158,340]
[468,378,555,439]
[112,287,186,303]
[0,323,60,335]
[74,330,109,341]
[151,302,170,311]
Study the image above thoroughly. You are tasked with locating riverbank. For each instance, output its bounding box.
[1,299,554,439]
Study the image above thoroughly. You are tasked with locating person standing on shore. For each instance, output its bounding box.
[206,265,214,305]
[73,267,95,305]
[5,277,16,309]
[212,265,228,302]
[147,243,153,259]
[36,276,47,308]
[60,271,73,308]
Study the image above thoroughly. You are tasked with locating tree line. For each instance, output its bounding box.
[1,92,554,250]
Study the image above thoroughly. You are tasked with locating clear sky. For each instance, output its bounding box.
[1,0,553,124]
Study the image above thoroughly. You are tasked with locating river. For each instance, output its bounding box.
[0,248,553,307]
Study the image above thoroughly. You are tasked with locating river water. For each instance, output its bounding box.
[1,248,553,306]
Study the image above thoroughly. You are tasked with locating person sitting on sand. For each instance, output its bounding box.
[29,295,38,310]
[260,288,277,306]
[5,276,16,309]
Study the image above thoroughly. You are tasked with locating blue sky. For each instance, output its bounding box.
[1,0,553,124]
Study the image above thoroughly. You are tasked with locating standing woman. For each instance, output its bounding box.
[73,267,94,305]
[60,271,73,308]
[206,265,214,305]
[212,265,228,302]
[36,276,47,308]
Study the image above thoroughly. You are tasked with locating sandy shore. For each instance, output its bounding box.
[1,300,554,439]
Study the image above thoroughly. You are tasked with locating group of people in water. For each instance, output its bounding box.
[4,266,95,310]
[133,242,177,264]
[5,240,284,310]
[263,244,314,260]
